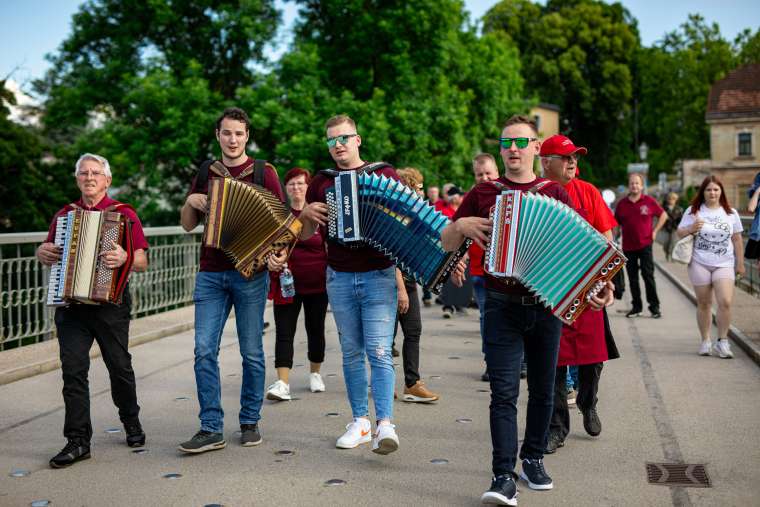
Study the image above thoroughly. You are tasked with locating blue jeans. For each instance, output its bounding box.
[327,266,397,421]
[483,289,561,476]
[471,275,487,352]
[193,270,268,433]
[567,366,578,390]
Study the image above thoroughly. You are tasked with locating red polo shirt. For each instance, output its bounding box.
[564,178,617,235]
[306,162,398,272]
[614,194,663,251]
[46,195,149,251]
[188,157,285,272]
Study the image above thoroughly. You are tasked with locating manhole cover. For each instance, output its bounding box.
[326,373,338,378]
[104,428,121,434]
[30,501,50,507]
[646,463,710,488]
[477,389,490,393]
[163,473,182,479]
[456,418,473,424]
[429,375,442,380]
[430,458,449,465]
[294,364,304,368]
[275,450,294,456]
[325,412,340,417]
[132,449,149,455]
[325,479,346,486]
[9,469,30,477]
[174,396,189,401]
[464,341,472,344]
[227,373,239,377]
[204,504,224,507]
[448,356,460,360]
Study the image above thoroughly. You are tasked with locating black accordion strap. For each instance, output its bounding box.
[488,179,556,194]
[319,161,392,179]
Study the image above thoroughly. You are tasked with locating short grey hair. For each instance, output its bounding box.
[74,153,112,178]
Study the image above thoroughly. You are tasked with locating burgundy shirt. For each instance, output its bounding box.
[46,195,149,251]
[306,162,397,272]
[188,157,285,272]
[614,194,663,251]
[288,208,327,294]
[452,176,572,295]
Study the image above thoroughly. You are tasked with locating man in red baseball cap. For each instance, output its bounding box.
[540,134,619,455]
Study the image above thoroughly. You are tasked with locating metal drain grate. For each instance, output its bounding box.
[646,463,711,488]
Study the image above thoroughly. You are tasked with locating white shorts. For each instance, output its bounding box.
[687,261,735,286]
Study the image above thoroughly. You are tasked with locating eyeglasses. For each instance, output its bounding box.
[499,137,537,149]
[76,170,107,178]
[326,134,358,148]
[543,154,578,164]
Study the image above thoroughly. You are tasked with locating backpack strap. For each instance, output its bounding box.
[252,159,266,186]
[527,180,555,193]
[104,202,137,215]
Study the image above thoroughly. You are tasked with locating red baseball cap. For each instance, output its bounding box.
[539,134,588,157]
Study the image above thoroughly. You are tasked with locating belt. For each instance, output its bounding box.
[501,293,540,306]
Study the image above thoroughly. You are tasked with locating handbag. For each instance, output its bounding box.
[671,234,694,264]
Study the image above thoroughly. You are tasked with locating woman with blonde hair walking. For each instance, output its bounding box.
[676,176,745,358]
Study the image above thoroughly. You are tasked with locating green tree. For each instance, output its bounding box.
[484,0,640,185]
[735,28,760,65]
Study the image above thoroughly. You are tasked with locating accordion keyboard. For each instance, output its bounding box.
[46,215,69,306]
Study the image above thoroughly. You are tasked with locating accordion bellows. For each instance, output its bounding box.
[486,190,626,324]
[325,171,469,293]
[47,209,133,306]
[205,178,302,278]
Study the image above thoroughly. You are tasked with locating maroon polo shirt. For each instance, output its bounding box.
[46,195,149,251]
[306,162,397,272]
[614,194,663,251]
[288,208,327,294]
[452,176,572,295]
[188,157,285,272]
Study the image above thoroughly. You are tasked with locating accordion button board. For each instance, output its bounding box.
[486,190,626,325]
[325,171,469,293]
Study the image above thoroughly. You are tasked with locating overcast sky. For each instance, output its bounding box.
[1,0,758,90]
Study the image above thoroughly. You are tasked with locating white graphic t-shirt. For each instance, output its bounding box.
[678,205,743,267]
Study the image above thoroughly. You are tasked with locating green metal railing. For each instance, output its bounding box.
[0,227,202,351]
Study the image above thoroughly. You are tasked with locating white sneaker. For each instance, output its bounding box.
[310,372,326,393]
[698,340,712,356]
[372,423,399,455]
[713,339,734,359]
[336,418,372,449]
[265,380,291,401]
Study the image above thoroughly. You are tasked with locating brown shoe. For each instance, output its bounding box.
[402,380,439,403]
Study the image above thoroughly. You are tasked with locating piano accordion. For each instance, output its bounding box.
[204,177,302,278]
[325,171,469,293]
[47,209,134,306]
[486,190,626,324]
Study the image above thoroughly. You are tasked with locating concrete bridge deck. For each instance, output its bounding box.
[1,261,759,506]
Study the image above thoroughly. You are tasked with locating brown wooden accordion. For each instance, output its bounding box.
[47,209,134,306]
[204,177,302,278]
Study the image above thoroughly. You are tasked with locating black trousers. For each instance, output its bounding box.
[55,293,139,443]
[272,292,328,369]
[550,362,603,439]
[624,245,660,313]
[393,281,422,388]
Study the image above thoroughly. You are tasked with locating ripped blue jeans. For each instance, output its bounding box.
[327,266,397,421]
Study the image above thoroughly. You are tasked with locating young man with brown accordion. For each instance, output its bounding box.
[442,116,612,506]
[36,153,149,468]
[179,107,285,453]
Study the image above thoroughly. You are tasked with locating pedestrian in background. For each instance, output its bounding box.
[677,176,744,358]
[661,192,683,261]
[746,171,760,265]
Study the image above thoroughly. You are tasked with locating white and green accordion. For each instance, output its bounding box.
[486,190,626,324]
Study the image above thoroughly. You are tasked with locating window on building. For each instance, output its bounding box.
[738,132,752,156]
[533,114,542,131]
[737,184,751,211]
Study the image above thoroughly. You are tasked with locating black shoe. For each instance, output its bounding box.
[481,369,490,382]
[125,421,145,448]
[240,424,262,447]
[519,363,527,379]
[650,310,662,319]
[50,440,90,469]
[434,297,443,305]
[178,430,226,454]
[480,473,518,505]
[544,432,565,454]
[392,346,400,358]
[626,309,642,318]
[582,407,602,436]
[520,458,553,490]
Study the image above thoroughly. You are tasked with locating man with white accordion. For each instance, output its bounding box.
[36,153,149,468]
[442,115,612,506]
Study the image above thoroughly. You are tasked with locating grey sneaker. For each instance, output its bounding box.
[178,430,226,454]
[241,424,262,446]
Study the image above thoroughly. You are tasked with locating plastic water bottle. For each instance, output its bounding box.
[280,265,295,298]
